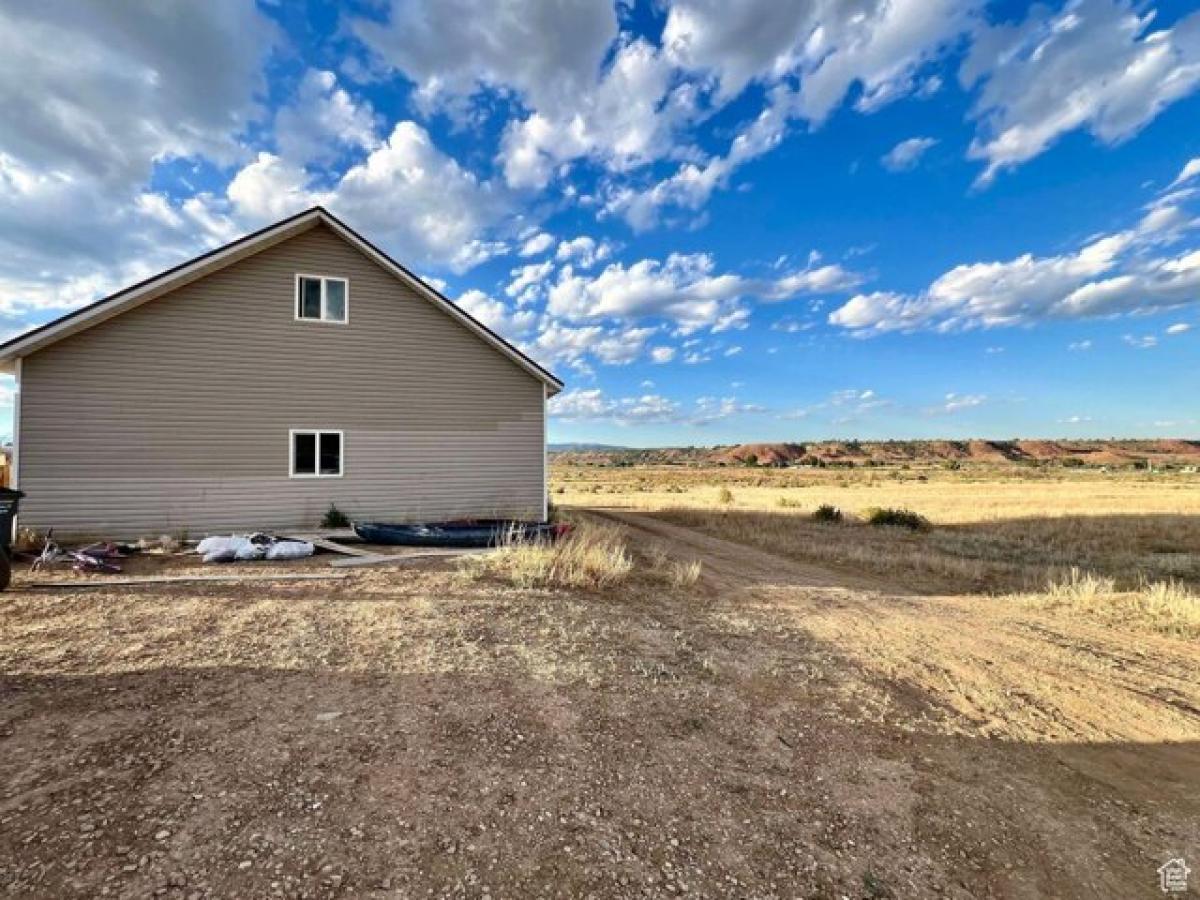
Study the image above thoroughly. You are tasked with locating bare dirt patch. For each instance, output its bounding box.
[2,522,1198,898]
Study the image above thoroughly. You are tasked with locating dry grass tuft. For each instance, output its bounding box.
[865,507,932,532]
[668,557,703,587]
[1017,568,1200,638]
[467,519,634,590]
[812,503,843,523]
[467,518,704,593]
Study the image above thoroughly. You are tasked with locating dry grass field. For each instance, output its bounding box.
[2,463,1198,898]
[554,462,1200,634]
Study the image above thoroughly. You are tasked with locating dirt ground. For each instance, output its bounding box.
[2,517,1198,899]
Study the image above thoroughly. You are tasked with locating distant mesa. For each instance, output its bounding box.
[550,439,1200,468]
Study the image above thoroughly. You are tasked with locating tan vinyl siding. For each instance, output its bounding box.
[18,222,547,538]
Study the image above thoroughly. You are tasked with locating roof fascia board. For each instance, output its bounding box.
[0,210,323,367]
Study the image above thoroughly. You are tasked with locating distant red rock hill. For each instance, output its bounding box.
[550,439,1200,468]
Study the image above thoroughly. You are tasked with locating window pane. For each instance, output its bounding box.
[324,279,346,321]
[293,432,317,474]
[299,277,322,319]
[319,432,341,475]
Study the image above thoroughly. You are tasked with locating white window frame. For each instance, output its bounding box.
[294,274,349,324]
[289,429,345,478]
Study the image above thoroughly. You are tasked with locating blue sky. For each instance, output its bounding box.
[2,0,1199,445]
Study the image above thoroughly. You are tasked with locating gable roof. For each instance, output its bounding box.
[0,206,563,394]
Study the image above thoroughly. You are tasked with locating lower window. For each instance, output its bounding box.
[290,429,343,477]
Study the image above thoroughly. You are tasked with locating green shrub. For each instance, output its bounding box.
[865,507,931,531]
[322,503,351,528]
[812,503,843,523]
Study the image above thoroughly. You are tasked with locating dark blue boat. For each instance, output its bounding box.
[353,520,562,548]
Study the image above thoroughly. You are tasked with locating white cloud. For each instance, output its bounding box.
[723,345,743,356]
[555,236,613,268]
[226,153,314,222]
[548,252,861,332]
[689,396,765,425]
[710,306,752,333]
[607,0,976,226]
[592,326,659,366]
[549,388,762,426]
[526,321,659,371]
[548,254,742,331]
[1,102,519,320]
[1059,414,1093,424]
[0,2,275,190]
[1170,157,1200,188]
[454,289,537,340]
[650,346,677,364]
[1166,322,1192,334]
[927,392,987,414]
[529,321,605,373]
[498,38,690,190]
[768,263,863,296]
[317,121,513,272]
[777,387,892,423]
[1123,334,1158,349]
[357,0,978,216]
[0,2,276,318]
[224,120,511,273]
[831,388,884,408]
[1068,339,1094,351]
[275,69,379,165]
[963,0,1200,184]
[518,231,555,257]
[549,388,681,425]
[663,0,976,119]
[829,184,1200,333]
[771,317,813,333]
[661,0,813,100]
[352,0,618,121]
[505,261,555,300]
[881,136,938,172]
[602,82,796,229]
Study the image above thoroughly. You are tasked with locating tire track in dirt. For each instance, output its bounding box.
[592,508,1200,746]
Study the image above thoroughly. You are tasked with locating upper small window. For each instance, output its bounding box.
[296,275,348,323]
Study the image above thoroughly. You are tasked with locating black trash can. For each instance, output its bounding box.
[0,488,24,591]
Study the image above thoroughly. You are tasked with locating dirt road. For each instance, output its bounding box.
[597,509,1200,893]
[598,509,1200,743]
[1,517,1198,899]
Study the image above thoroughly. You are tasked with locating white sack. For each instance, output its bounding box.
[265,540,314,560]
[198,535,256,562]
[234,541,267,561]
